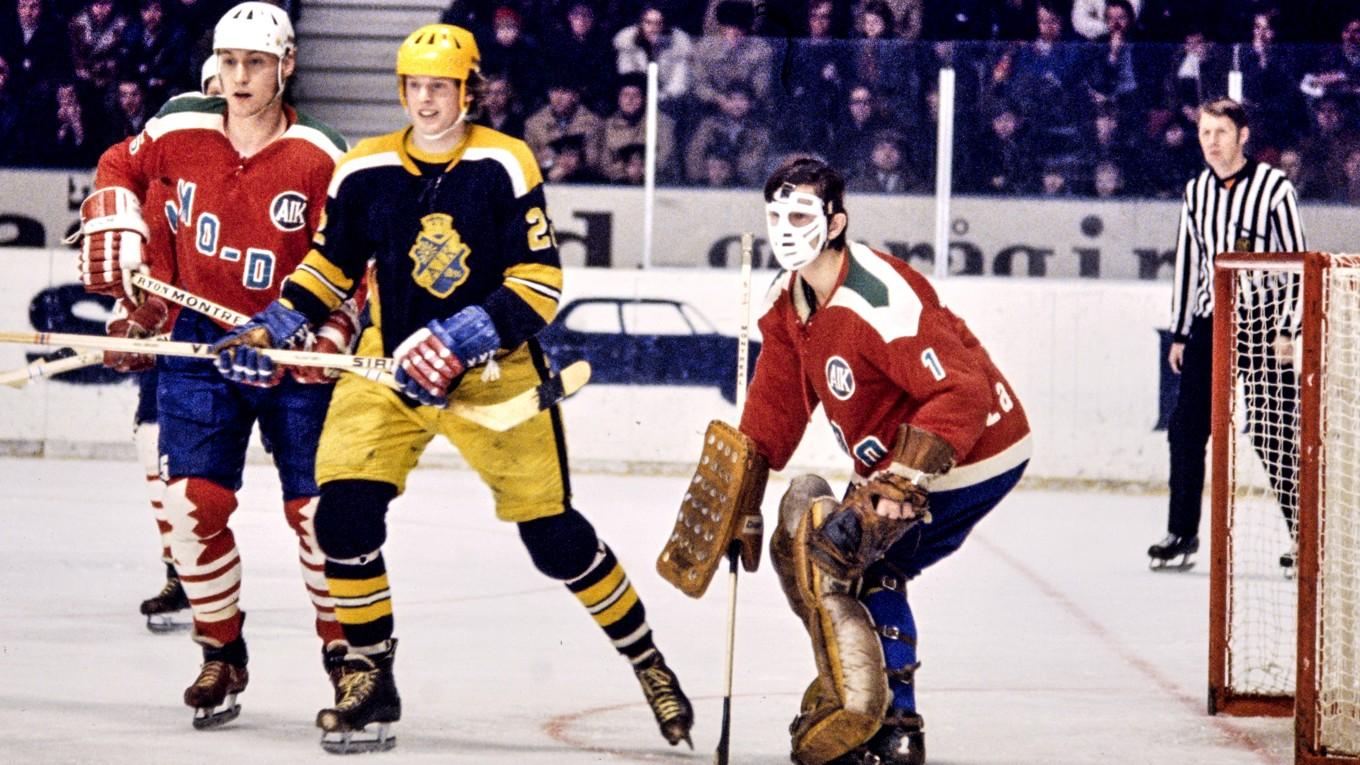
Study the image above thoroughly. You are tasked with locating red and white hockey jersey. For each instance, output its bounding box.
[739,242,1032,491]
[95,95,346,321]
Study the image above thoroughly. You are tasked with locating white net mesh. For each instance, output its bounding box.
[1317,257,1360,755]
[1225,264,1301,700]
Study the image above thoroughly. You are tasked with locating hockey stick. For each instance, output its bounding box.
[714,232,754,765]
[128,272,590,427]
[129,271,403,391]
[0,330,590,432]
[0,271,268,389]
[0,330,396,374]
[0,349,106,388]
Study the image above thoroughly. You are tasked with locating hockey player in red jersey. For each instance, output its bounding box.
[76,1,359,729]
[742,157,1032,765]
[131,55,225,634]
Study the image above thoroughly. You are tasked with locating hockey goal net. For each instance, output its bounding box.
[1209,251,1360,764]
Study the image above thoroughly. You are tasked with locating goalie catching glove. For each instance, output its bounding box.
[809,425,956,581]
[104,296,169,373]
[392,305,500,408]
[77,186,149,299]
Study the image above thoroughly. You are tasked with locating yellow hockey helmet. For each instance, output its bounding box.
[396,24,480,107]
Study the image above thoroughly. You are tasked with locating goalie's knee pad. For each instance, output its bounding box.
[314,480,397,560]
[771,475,890,765]
[518,508,598,580]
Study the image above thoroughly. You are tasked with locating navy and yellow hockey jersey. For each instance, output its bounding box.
[281,124,561,355]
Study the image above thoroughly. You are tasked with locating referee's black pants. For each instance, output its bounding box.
[1165,314,1299,539]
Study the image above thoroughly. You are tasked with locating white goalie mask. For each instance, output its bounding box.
[766,184,829,271]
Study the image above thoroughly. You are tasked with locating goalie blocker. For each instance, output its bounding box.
[657,420,769,598]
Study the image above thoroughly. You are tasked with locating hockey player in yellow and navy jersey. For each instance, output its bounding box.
[212,23,694,755]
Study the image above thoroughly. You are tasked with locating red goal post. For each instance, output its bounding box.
[1208,251,1360,764]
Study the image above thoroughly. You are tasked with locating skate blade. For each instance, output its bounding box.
[145,612,192,634]
[192,695,241,730]
[320,724,396,755]
[1149,557,1195,572]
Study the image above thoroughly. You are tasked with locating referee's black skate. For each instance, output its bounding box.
[1148,534,1199,572]
[140,565,190,633]
[634,652,694,748]
[317,641,400,754]
[185,635,248,729]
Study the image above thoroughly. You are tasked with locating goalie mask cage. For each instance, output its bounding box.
[1209,251,1360,764]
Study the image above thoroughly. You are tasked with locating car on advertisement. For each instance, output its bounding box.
[538,297,759,403]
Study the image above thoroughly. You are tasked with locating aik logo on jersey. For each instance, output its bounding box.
[825,356,855,400]
[270,191,308,232]
[409,212,472,298]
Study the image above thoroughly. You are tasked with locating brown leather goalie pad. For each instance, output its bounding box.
[657,420,769,598]
[772,475,890,765]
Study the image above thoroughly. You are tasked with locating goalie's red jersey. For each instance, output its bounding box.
[95,94,346,321]
[739,243,1031,491]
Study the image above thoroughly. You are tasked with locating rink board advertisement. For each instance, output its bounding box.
[1,246,1177,486]
[5,168,1358,279]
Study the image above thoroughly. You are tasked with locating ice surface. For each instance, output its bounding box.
[0,457,1293,764]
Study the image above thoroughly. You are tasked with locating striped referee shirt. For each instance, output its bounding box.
[1169,159,1307,341]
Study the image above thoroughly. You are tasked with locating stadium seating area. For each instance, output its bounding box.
[3,0,1359,201]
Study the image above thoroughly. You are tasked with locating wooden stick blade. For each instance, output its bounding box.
[451,360,591,431]
[0,349,104,388]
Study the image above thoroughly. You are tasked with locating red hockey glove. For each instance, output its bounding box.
[292,299,361,384]
[104,296,169,373]
[78,187,148,299]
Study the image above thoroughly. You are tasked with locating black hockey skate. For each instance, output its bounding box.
[323,643,349,703]
[317,641,401,754]
[634,652,694,748]
[139,567,191,633]
[1148,534,1199,572]
[185,636,248,729]
[828,711,926,765]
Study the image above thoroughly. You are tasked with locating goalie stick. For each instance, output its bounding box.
[0,330,591,432]
[715,232,755,765]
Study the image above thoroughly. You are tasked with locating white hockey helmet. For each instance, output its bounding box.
[213,1,295,58]
[200,56,220,92]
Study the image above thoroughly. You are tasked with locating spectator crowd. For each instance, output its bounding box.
[5,0,1360,202]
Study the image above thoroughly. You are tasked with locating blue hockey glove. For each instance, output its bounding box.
[215,344,284,387]
[393,306,500,407]
[211,300,312,354]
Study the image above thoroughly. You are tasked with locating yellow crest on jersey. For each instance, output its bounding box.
[409,212,471,298]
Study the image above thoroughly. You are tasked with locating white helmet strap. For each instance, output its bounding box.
[766,185,830,271]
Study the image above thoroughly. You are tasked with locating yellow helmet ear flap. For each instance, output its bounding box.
[396,24,480,107]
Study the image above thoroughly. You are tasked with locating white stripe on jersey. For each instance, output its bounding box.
[145,110,224,140]
[328,150,403,197]
[827,242,924,343]
[285,123,346,161]
[462,147,530,198]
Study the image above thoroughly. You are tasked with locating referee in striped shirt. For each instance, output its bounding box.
[1149,98,1307,569]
